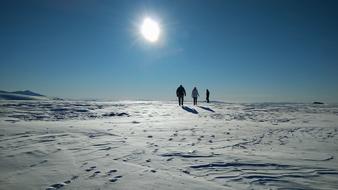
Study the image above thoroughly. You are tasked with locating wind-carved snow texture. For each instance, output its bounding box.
[0,101,337,190]
[0,101,129,121]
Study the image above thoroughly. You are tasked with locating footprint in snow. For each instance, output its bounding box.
[89,171,101,178]
[109,178,118,182]
[107,169,117,176]
[46,183,67,190]
[80,162,88,167]
[109,175,122,182]
[45,176,78,190]
[85,166,96,172]
[107,170,123,182]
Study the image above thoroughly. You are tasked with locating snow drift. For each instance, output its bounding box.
[0,100,337,190]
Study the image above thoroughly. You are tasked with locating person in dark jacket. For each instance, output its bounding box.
[206,89,210,103]
[176,85,186,106]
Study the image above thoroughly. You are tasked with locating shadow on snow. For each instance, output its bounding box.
[182,106,198,114]
[198,106,215,112]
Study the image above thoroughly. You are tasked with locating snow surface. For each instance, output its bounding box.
[0,100,338,190]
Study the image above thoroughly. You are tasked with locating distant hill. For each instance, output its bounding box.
[0,90,54,100]
[11,90,45,97]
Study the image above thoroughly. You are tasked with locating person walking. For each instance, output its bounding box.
[176,85,186,106]
[192,87,199,105]
[206,89,210,103]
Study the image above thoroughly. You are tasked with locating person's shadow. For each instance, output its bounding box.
[198,106,215,112]
[182,106,198,114]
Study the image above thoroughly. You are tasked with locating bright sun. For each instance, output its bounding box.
[140,17,160,43]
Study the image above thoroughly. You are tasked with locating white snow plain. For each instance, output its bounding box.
[0,100,338,190]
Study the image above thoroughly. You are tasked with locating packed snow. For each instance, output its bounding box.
[0,100,337,190]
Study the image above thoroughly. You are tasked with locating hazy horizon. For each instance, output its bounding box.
[1,0,338,103]
[1,88,337,104]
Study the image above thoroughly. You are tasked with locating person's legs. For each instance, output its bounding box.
[178,97,180,105]
[182,97,184,106]
[179,97,183,106]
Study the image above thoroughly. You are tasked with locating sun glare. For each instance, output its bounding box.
[140,17,160,43]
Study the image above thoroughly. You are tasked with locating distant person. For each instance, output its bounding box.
[206,89,210,103]
[192,87,199,105]
[176,85,186,106]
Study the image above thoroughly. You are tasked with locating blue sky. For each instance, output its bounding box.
[1,0,338,102]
